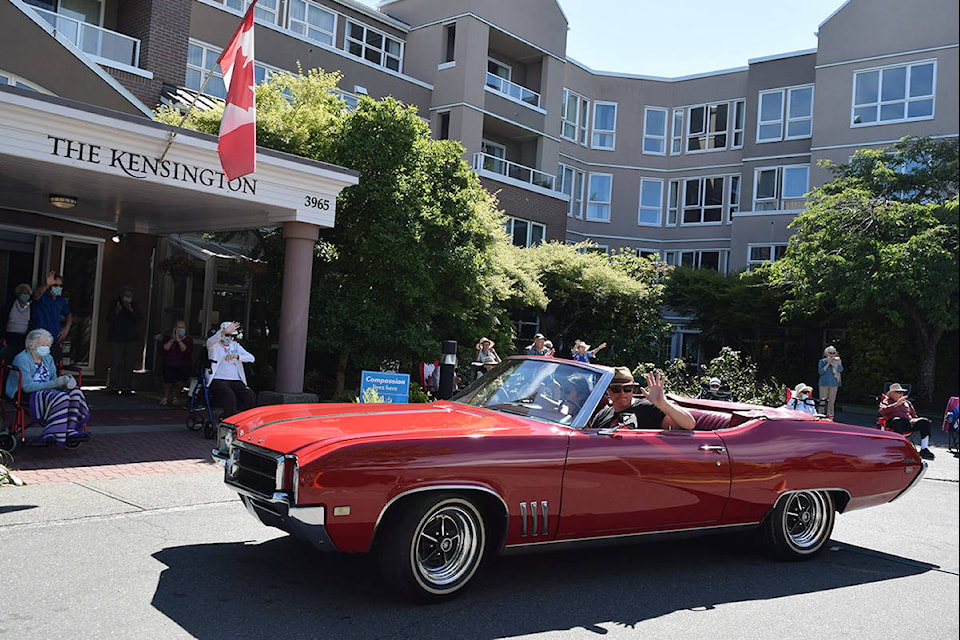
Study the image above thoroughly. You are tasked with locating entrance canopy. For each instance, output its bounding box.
[0,85,358,235]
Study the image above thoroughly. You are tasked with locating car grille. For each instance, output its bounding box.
[226,443,284,498]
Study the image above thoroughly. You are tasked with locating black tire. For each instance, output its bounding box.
[762,490,835,560]
[377,493,486,602]
[202,421,216,439]
[64,439,83,450]
[0,432,18,453]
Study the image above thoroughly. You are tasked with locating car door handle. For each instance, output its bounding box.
[698,445,726,453]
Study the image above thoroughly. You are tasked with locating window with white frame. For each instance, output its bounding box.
[586,173,613,222]
[561,88,589,145]
[487,58,511,81]
[757,85,813,142]
[753,165,809,211]
[481,140,506,174]
[591,102,617,150]
[671,108,684,155]
[218,0,279,25]
[638,178,663,226]
[559,163,585,219]
[747,243,788,268]
[732,99,745,148]
[687,102,729,152]
[0,71,47,92]
[853,60,935,125]
[288,0,336,46]
[187,40,287,99]
[663,249,727,271]
[505,217,545,247]
[345,21,403,72]
[666,180,680,225]
[643,107,668,155]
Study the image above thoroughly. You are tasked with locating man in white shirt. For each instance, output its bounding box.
[206,321,256,418]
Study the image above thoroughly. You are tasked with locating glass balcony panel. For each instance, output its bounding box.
[31,6,140,68]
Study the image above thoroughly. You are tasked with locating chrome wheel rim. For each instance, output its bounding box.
[783,491,830,550]
[414,503,481,589]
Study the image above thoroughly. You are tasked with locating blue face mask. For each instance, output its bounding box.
[18,293,30,303]
[50,286,63,297]
[122,296,133,303]
[176,328,186,338]
[36,345,51,357]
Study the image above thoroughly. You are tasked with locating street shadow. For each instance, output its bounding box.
[150,533,933,640]
[0,504,37,514]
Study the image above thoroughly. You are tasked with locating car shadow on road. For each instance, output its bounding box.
[150,532,934,639]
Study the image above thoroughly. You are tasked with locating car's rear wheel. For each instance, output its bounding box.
[377,493,486,602]
[763,490,835,559]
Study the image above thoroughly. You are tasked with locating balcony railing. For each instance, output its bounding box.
[485,73,540,108]
[32,7,141,69]
[473,153,555,191]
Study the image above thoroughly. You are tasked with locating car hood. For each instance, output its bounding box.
[227,401,558,456]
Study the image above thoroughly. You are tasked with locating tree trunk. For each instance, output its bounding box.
[335,349,349,398]
[914,323,942,406]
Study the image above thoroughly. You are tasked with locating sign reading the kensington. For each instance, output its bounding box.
[360,371,410,404]
[47,134,257,195]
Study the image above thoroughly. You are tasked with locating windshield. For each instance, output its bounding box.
[452,358,605,427]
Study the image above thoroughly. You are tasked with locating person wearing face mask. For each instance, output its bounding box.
[30,270,73,365]
[4,283,33,358]
[817,345,843,418]
[784,383,818,415]
[206,321,257,421]
[105,285,142,396]
[4,328,89,446]
[158,319,194,406]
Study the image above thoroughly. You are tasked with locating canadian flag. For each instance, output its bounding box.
[217,0,258,181]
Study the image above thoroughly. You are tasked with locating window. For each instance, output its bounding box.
[444,24,456,63]
[219,0,279,25]
[438,112,450,140]
[481,140,506,174]
[758,85,813,142]
[487,58,511,81]
[687,102,729,152]
[747,244,788,269]
[561,89,589,145]
[663,250,727,272]
[754,166,809,211]
[638,179,663,226]
[671,108,684,155]
[592,102,617,150]
[288,0,336,46]
[505,217,545,247]
[666,180,680,225]
[345,21,403,72]
[682,177,725,224]
[732,100,745,148]
[853,61,935,125]
[643,107,667,155]
[559,164,585,219]
[187,40,285,99]
[586,173,613,222]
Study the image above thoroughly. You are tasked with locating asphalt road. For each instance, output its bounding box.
[1,456,957,639]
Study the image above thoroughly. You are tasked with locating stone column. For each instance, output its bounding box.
[273,221,319,396]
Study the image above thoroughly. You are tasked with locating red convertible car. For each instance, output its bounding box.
[213,356,925,602]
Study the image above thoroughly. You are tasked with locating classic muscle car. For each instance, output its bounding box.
[213,356,926,602]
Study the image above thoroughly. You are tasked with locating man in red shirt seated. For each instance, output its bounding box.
[880,383,935,460]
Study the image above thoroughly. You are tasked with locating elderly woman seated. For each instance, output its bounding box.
[4,328,89,446]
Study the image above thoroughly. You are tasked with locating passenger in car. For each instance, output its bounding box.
[592,367,695,431]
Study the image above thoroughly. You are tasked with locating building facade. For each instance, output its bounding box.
[1,0,957,376]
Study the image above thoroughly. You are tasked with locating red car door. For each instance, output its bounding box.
[557,428,731,539]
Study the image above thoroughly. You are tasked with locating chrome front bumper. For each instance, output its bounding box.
[238,495,337,551]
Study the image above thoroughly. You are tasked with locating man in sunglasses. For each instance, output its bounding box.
[592,367,695,431]
[206,320,257,419]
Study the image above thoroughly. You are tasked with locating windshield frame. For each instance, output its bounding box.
[450,356,614,429]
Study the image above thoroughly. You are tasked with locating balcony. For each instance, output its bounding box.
[473,152,556,192]
[485,73,540,108]
[31,6,141,71]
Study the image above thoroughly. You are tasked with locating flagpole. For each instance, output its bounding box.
[158,0,259,163]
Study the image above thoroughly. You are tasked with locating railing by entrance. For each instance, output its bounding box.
[31,6,141,70]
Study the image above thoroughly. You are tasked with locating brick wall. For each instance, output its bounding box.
[481,179,568,242]
[111,0,191,109]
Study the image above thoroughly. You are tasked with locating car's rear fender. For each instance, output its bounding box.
[372,485,511,554]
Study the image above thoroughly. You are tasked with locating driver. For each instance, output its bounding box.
[592,367,695,431]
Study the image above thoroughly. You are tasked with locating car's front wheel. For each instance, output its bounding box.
[762,490,835,559]
[377,493,486,602]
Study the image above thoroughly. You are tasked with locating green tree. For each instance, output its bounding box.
[768,137,959,403]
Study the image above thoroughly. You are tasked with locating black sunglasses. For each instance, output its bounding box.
[608,384,637,394]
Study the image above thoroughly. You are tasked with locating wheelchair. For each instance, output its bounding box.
[185,359,220,439]
[1,363,88,452]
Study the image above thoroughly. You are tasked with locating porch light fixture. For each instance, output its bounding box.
[111,233,125,244]
[49,194,78,209]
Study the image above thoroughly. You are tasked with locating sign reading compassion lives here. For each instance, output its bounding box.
[360,371,410,403]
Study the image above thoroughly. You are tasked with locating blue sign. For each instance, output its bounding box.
[360,371,410,403]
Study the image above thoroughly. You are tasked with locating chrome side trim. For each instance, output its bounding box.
[891,461,927,502]
[540,500,549,536]
[504,521,760,551]
[519,502,528,536]
[530,501,538,536]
